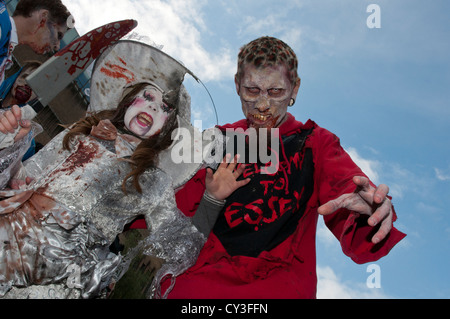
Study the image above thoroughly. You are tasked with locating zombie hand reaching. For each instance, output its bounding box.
[318,176,394,244]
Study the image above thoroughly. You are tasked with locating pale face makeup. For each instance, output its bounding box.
[236,63,299,129]
[124,84,173,138]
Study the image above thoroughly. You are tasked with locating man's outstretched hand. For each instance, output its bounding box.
[318,176,393,244]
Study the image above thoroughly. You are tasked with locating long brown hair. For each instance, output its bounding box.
[63,83,179,193]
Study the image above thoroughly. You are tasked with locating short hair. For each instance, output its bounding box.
[12,0,72,26]
[236,36,299,85]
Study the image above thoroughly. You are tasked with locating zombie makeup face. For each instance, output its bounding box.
[11,67,38,104]
[124,84,174,138]
[38,20,67,54]
[236,63,300,130]
[26,14,68,55]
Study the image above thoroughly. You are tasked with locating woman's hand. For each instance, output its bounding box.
[205,154,251,201]
[0,105,32,142]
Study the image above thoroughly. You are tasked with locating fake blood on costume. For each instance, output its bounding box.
[165,113,406,298]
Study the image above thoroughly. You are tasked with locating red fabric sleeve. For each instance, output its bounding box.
[175,168,207,217]
[127,218,147,229]
[312,126,406,264]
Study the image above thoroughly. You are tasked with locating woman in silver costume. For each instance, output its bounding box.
[0,41,215,299]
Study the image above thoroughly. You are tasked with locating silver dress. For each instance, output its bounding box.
[0,120,205,298]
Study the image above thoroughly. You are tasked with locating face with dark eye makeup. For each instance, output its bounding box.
[124,84,174,138]
[236,63,300,130]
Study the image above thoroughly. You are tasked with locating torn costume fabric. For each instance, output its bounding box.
[165,113,406,298]
[0,120,205,299]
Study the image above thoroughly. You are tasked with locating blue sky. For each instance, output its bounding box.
[64,0,450,298]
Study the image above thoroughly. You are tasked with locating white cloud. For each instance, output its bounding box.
[345,147,380,184]
[63,0,235,82]
[317,266,389,299]
[434,167,450,181]
[316,218,338,248]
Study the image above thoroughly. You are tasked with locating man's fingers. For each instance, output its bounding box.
[371,206,393,244]
[353,175,387,206]
[368,197,391,227]
[372,220,391,244]
[374,184,389,204]
[353,175,370,192]
[318,192,374,216]
[319,176,394,244]
[366,197,393,243]
[317,196,345,215]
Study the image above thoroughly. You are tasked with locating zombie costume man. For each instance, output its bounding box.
[0,0,72,84]
[0,41,216,299]
[164,36,406,298]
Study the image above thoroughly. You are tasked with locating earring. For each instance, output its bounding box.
[289,98,295,106]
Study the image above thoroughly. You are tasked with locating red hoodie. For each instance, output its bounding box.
[164,113,406,299]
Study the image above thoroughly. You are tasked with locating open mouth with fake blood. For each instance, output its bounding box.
[135,112,153,128]
[14,85,33,104]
